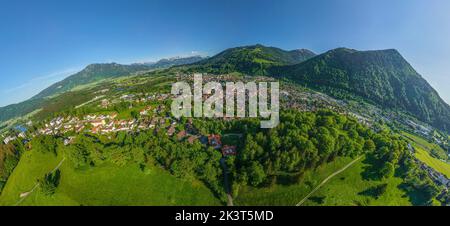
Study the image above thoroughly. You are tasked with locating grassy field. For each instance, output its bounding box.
[301,158,411,206]
[414,146,450,178]
[401,131,450,179]
[0,149,221,206]
[401,131,448,160]
[235,156,413,206]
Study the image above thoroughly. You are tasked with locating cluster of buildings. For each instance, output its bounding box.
[207,134,237,156]
[404,119,433,137]
[281,87,345,114]
[37,93,176,137]
[99,92,172,109]
[39,116,87,135]
[2,135,17,145]
[418,158,450,187]
[2,83,240,156]
[119,93,171,103]
[2,126,28,145]
[38,109,163,136]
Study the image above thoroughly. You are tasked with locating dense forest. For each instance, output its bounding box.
[179,45,450,133]
[0,107,441,205]
[269,48,450,133]
[0,142,23,191]
[182,44,316,75]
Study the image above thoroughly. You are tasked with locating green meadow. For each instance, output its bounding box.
[401,131,450,179]
[415,146,450,178]
[0,149,221,206]
[401,131,448,160]
[235,156,413,206]
[301,158,411,206]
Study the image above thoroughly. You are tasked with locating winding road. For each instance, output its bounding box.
[220,157,234,206]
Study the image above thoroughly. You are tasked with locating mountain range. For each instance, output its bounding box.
[267,47,450,132]
[184,45,450,132]
[139,56,205,68]
[33,55,205,100]
[182,44,316,75]
[1,44,450,133]
[0,56,205,123]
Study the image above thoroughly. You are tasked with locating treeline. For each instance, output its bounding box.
[19,109,442,205]
[226,110,379,192]
[0,140,26,192]
[32,129,226,202]
[398,158,440,205]
[218,110,440,205]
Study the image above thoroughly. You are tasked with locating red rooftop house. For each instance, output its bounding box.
[222,145,237,156]
[208,134,222,149]
[176,130,187,140]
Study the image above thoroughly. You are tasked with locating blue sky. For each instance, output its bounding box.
[1,0,450,107]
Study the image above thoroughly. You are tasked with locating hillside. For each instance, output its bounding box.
[0,98,45,124]
[3,45,450,136]
[142,55,205,68]
[0,148,220,206]
[235,156,413,206]
[32,63,152,100]
[183,44,316,75]
[269,48,450,133]
[0,63,148,126]
[0,56,204,125]
[1,68,446,206]
[33,56,206,100]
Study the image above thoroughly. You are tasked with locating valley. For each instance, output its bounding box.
[1,44,450,206]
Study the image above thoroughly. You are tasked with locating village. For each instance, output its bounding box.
[1,75,449,195]
[1,90,238,158]
[0,74,380,147]
[2,77,448,160]
[406,143,450,204]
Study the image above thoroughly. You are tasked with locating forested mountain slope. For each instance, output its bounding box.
[269,48,450,132]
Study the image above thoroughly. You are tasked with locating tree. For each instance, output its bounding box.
[131,146,145,165]
[131,110,139,119]
[380,162,395,179]
[32,135,57,155]
[39,169,61,196]
[364,139,376,153]
[1,154,19,179]
[317,127,335,156]
[358,183,388,199]
[247,162,266,186]
[66,138,93,168]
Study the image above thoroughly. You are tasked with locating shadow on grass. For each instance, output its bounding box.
[358,183,387,200]
[274,171,308,187]
[397,183,430,206]
[360,154,384,181]
[308,196,325,205]
[394,162,433,206]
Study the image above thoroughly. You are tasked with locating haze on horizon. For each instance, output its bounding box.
[1,0,450,107]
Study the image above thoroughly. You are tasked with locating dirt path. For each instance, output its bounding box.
[295,156,363,206]
[220,158,234,206]
[14,157,66,206]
